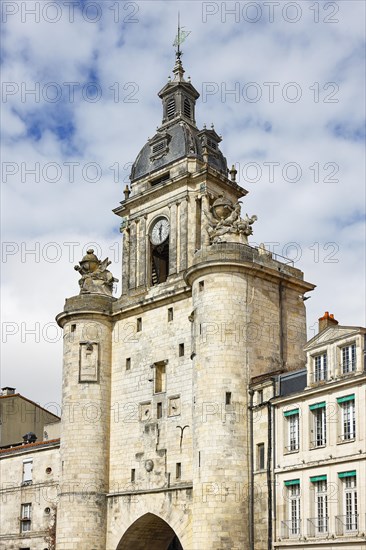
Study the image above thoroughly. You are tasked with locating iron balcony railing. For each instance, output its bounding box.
[281,519,301,538]
[307,517,329,537]
[335,514,359,535]
[285,443,299,452]
[310,438,327,449]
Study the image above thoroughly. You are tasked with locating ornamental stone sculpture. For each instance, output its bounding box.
[74,249,119,296]
[204,196,257,244]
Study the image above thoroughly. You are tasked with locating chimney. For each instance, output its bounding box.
[1,387,16,396]
[318,311,338,333]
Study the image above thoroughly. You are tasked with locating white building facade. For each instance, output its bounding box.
[274,314,366,549]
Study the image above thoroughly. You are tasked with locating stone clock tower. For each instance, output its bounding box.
[56,51,315,550]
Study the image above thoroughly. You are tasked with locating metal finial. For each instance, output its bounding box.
[172,13,191,61]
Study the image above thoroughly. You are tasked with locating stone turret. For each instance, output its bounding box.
[55,253,117,550]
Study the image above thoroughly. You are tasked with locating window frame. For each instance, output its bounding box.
[154,362,167,394]
[340,399,356,441]
[288,483,301,536]
[314,352,327,382]
[341,343,356,374]
[257,442,265,471]
[20,503,32,533]
[343,475,358,532]
[285,410,300,452]
[22,459,33,485]
[310,404,327,448]
[315,480,328,534]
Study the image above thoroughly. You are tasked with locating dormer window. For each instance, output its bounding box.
[149,134,170,162]
[167,98,176,119]
[184,98,191,118]
[341,343,356,374]
[207,138,217,150]
[152,142,165,154]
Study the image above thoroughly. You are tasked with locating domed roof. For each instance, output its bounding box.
[130,121,228,182]
[130,56,228,183]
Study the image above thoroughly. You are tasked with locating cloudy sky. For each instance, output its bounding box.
[1,0,365,408]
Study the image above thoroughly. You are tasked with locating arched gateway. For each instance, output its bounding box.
[116,513,184,550]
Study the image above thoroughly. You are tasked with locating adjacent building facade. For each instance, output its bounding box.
[251,313,366,549]
[0,388,60,550]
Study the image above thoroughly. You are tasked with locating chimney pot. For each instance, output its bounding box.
[318,312,338,333]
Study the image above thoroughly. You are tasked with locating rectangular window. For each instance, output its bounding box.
[20,503,32,533]
[315,480,328,534]
[179,343,184,357]
[154,362,166,393]
[257,443,265,470]
[342,475,358,532]
[310,403,326,447]
[176,462,181,479]
[285,411,299,452]
[337,395,356,441]
[257,389,263,404]
[225,392,232,406]
[168,307,173,322]
[314,353,327,381]
[157,402,163,419]
[22,459,33,484]
[131,469,135,482]
[341,343,356,373]
[136,317,142,332]
[199,280,204,291]
[126,358,131,371]
[289,484,301,536]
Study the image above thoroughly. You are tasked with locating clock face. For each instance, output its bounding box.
[150,218,170,245]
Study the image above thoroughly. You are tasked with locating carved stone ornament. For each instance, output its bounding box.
[203,196,257,244]
[145,459,154,472]
[74,249,119,296]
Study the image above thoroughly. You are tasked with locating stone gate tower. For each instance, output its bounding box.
[56,51,314,550]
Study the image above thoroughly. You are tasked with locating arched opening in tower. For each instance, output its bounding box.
[151,239,169,285]
[116,512,183,550]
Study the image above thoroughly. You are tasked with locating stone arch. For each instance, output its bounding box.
[116,513,183,550]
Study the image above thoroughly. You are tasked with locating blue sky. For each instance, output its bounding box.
[1,0,365,406]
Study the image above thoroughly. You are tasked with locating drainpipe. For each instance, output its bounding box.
[279,282,285,367]
[267,399,273,550]
[272,378,277,547]
[248,388,254,550]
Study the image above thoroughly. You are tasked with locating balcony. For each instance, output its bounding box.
[335,514,359,536]
[307,517,329,537]
[337,433,356,443]
[281,519,301,539]
[309,438,326,449]
[285,443,299,453]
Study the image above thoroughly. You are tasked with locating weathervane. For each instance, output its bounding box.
[173,12,191,59]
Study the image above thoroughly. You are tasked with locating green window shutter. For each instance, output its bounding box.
[309,401,326,411]
[310,475,327,483]
[284,408,299,417]
[284,479,300,486]
[337,394,355,404]
[338,471,356,479]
